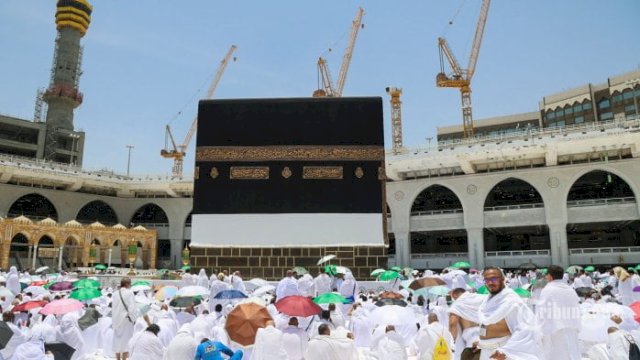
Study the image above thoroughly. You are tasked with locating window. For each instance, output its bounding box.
[612,94,623,104]
[600,112,613,121]
[565,106,573,114]
[546,111,555,120]
[625,104,637,115]
[555,109,564,118]
[623,91,634,100]
[584,102,593,110]
[574,103,583,112]
[598,99,610,109]
[556,120,566,127]
[574,116,584,124]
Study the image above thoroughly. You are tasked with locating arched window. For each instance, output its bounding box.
[76,200,118,225]
[484,178,543,209]
[8,194,58,220]
[411,185,462,215]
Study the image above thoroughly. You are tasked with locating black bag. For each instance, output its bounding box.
[626,334,640,360]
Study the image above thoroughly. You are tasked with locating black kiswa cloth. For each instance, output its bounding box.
[45,342,76,360]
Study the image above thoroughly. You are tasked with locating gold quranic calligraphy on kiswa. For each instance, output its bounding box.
[302,166,343,180]
[229,166,270,180]
[196,145,384,162]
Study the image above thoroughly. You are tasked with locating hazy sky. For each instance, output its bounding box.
[1,1,638,176]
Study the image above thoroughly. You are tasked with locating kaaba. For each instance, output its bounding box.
[190,97,387,279]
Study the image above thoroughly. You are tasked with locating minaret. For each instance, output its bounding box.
[43,0,92,164]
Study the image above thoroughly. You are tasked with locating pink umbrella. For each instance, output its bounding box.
[40,299,84,315]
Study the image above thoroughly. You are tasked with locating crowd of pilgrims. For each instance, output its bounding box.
[2,264,640,359]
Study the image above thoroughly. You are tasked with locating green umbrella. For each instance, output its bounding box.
[539,268,548,275]
[70,287,102,301]
[378,270,401,281]
[513,288,531,298]
[370,268,386,277]
[292,266,308,275]
[43,282,53,290]
[635,264,640,271]
[477,285,489,294]
[94,264,107,270]
[73,279,101,289]
[132,280,152,287]
[584,266,595,272]
[324,265,338,276]
[451,261,471,269]
[181,265,191,271]
[313,293,348,304]
[566,265,583,275]
[390,266,402,272]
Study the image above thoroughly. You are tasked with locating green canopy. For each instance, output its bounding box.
[378,270,401,281]
[73,279,101,289]
[390,266,403,272]
[94,264,107,270]
[370,268,386,277]
[584,266,595,272]
[451,261,471,269]
[513,288,531,298]
[132,280,152,287]
[324,265,338,276]
[70,287,102,301]
[313,293,349,304]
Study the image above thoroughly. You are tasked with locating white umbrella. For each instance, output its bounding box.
[369,305,415,326]
[36,266,49,274]
[317,254,336,265]
[0,287,15,299]
[23,286,49,296]
[247,278,269,288]
[239,297,267,306]
[177,285,209,298]
[0,276,6,282]
[252,285,276,297]
[131,285,152,292]
[335,266,350,275]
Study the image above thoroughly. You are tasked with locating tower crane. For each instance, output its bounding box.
[313,7,365,97]
[161,45,237,178]
[436,0,491,139]
[386,87,404,154]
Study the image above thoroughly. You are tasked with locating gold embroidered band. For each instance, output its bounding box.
[229,166,270,180]
[196,145,384,162]
[302,166,343,180]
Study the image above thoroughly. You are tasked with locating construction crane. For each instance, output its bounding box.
[436,0,491,139]
[161,45,237,178]
[386,87,404,154]
[313,7,365,97]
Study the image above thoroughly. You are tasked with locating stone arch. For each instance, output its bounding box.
[9,233,29,270]
[36,234,55,247]
[76,200,119,225]
[410,184,464,215]
[130,203,169,226]
[63,235,82,268]
[7,193,58,221]
[566,169,636,203]
[90,238,102,264]
[484,177,544,209]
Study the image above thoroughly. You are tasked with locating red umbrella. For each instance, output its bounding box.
[31,281,49,287]
[630,301,640,322]
[40,299,84,315]
[275,295,322,317]
[49,282,74,292]
[12,300,47,313]
[379,291,404,300]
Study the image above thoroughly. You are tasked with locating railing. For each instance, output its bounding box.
[134,223,170,228]
[569,246,640,254]
[411,252,468,259]
[485,250,550,257]
[567,197,636,208]
[484,203,544,211]
[410,209,463,216]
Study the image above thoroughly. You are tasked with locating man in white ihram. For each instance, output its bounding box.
[252,320,289,360]
[314,268,332,296]
[305,324,357,360]
[112,277,140,360]
[535,264,581,360]
[277,270,299,299]
[477,267,542,360]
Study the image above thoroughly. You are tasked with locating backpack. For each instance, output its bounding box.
[433,334,452,360]
[626,334,640,360]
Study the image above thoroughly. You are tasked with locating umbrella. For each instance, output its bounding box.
[225,302,273,346]
[390,266,402,272]
[476,285,489,295]
[0,321,13,350]
[566,265,583,275]
[45,342,75,360]
[630,301,640,322]
[636,264,640,271]
[584,266,595,272]
[313,293,348,304]
[77,308,102,331]
[370,268,386,277]
[49,281,74,292]
[518,262,538,271]
[408,277,447,290]
[369,305,415,326]
[169,296,202,308]
[214,290,248,300]
[334,266,350,275]
[324,265,337,276]
[291,266,308,275]
[35,266,49,274]
[94,264,107,270]
[177,285,209,298]
[575,287,596,297]
[429,286,451,296]
[0,287,14,299]
[73,279,101,289]
[240,297,267,306]
[23,286,49,297]
[317,254,336,265]
[40,299,84,315]
[247,278,269,288]
[379,291,404,300]
[70,288,102,301]
[0,276,5,282]
[131,284,152,292]
[451,261,471,269]
[513,288,531,298]
[634,286,640,292]
[375,298,407,307]
[252,285,276,297]
[275,295,322,317]
[155,286,179,301]
[181,265,191,271]
[11,300,47,313]
[378,270,401,281]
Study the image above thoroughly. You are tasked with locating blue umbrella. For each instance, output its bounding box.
[213,290,247,300]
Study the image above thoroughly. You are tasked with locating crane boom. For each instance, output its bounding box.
[317,57,336,97]
[467,0,491,79]
[335,6,365,97]
[161,45,237,178]
[437,37,464,80]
